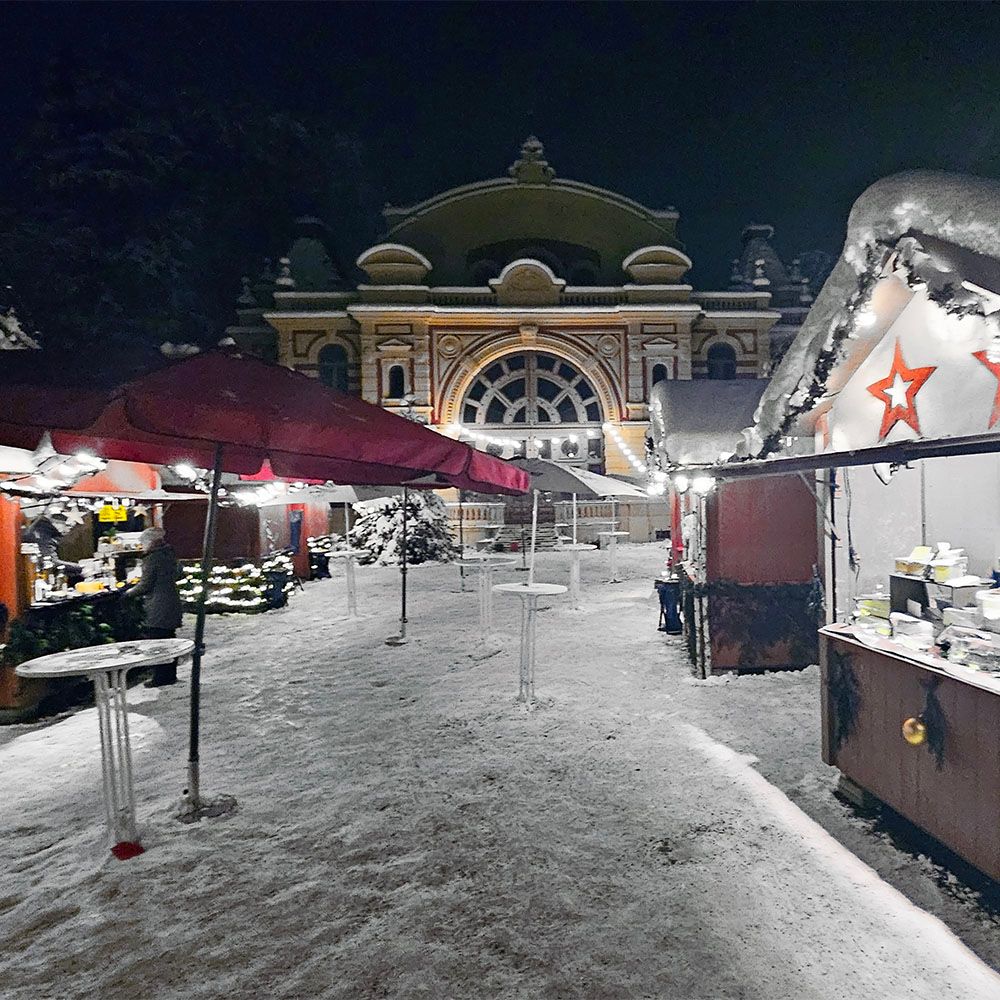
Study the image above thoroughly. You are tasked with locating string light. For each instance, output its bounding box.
[171,463,199,481]
[450,425,523,450]
[603,422,647,475]
[448,423,603,455]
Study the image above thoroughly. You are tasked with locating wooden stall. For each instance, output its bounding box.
[821,624,1000,882]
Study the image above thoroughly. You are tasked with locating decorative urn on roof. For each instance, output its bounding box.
[508,136,556,184]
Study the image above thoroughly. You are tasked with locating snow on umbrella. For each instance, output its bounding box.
[509,458,648,580]
[0,350,528,817]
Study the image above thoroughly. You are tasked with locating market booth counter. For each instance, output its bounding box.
[821,621,1000,882]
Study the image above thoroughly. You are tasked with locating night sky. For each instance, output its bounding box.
[7,1,1000,287]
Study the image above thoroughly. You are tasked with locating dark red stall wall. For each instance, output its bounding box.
[294,503,331,578]
[163,504,261,563]
[706,475,817,584]
[705,475,819,672]
[258,502,330,578]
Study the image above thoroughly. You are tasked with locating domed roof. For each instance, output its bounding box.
[380,138,682,285]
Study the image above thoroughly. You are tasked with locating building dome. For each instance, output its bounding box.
[380,138,682,285]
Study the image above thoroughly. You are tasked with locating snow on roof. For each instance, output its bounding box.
[751,170,1000,456]
[649,379,767,466]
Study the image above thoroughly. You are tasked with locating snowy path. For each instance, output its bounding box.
[1,546,998,999]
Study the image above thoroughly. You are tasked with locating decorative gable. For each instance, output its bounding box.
[489,259,565,306]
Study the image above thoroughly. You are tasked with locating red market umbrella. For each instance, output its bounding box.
[1,350,528,813]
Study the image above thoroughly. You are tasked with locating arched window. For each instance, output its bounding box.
[461,351,603,426]
[651,363,668,386]
[387,364,406,399]
[707,342,738,380]
[318,344,349,393]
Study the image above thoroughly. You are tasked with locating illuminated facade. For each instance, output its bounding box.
[229,139,811,478]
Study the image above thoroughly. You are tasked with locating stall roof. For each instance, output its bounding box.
[702,431,1000,481]
[649,379,766,466]
[752,170,1000,458]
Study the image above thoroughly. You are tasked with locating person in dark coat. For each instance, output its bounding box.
[129,526,183,686]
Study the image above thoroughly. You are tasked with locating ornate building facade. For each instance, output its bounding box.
[229,139,811,478]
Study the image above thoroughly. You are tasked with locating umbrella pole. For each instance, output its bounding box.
[573,492,578,545]
[458,490,466,589]
[528,489,539,587]
[343,501,350,540]
[188,443,224,810]
[400,486,408,635]
[385,487,409,646]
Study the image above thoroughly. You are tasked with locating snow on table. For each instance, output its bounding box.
[0,549,998,999]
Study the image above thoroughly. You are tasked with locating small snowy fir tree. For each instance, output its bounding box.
[350,491,457,566]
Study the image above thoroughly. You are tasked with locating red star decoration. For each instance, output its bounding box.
[866,339,936,440]
[973,350,1000,428]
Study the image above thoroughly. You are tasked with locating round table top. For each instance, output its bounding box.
[559,543,598,552]
[15,638,196,680]
[457,556,518,569]
[493,582,568,597]
[598,530,630,538]
[329,548,367,558]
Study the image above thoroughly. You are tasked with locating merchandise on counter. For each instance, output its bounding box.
[894,545,933,576]
[977,589,1000,632]
[889,611,935,651]
[853,585,890,621]
[929,543,968,583]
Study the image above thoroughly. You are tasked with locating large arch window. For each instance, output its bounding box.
[706,342,738,380]
[460,351,603,426]
[318,344,349,393]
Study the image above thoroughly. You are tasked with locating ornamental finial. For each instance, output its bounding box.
[509,136,555,184]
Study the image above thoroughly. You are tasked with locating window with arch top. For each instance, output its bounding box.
[706,342,738,380]
[318,344,349,393]
[651,362,669,387]
[387,364,406,399]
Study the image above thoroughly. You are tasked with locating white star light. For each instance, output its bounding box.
[885,372,912,408]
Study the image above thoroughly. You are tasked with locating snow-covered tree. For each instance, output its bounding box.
[0,306,40,350]
[350,491,457,566]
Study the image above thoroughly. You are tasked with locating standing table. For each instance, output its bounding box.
[559,542,597,609]
[597,530,630,583]
[16,638,195,859]
[493,582,567,706]
[457,554,517,631]
[330,548,366,616]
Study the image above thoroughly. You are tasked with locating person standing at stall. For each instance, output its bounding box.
[130,526,183,686]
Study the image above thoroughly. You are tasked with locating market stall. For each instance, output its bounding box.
[648,380,820,676]
[705,170,1000,882]
[0,453,206,720]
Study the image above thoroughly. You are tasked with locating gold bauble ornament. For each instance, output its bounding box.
[902,716,927,746]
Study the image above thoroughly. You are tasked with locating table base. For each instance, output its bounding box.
[94,668,141,853]
[345,557,358,617]
[569,553,582,609]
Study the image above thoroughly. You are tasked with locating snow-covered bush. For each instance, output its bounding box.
[350,491,457,566]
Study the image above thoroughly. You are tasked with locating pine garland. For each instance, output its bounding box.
[178,555,295,614]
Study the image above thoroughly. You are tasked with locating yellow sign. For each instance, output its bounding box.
[98,504,129,523]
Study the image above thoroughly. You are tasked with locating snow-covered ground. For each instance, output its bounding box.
[2,543,999,999]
